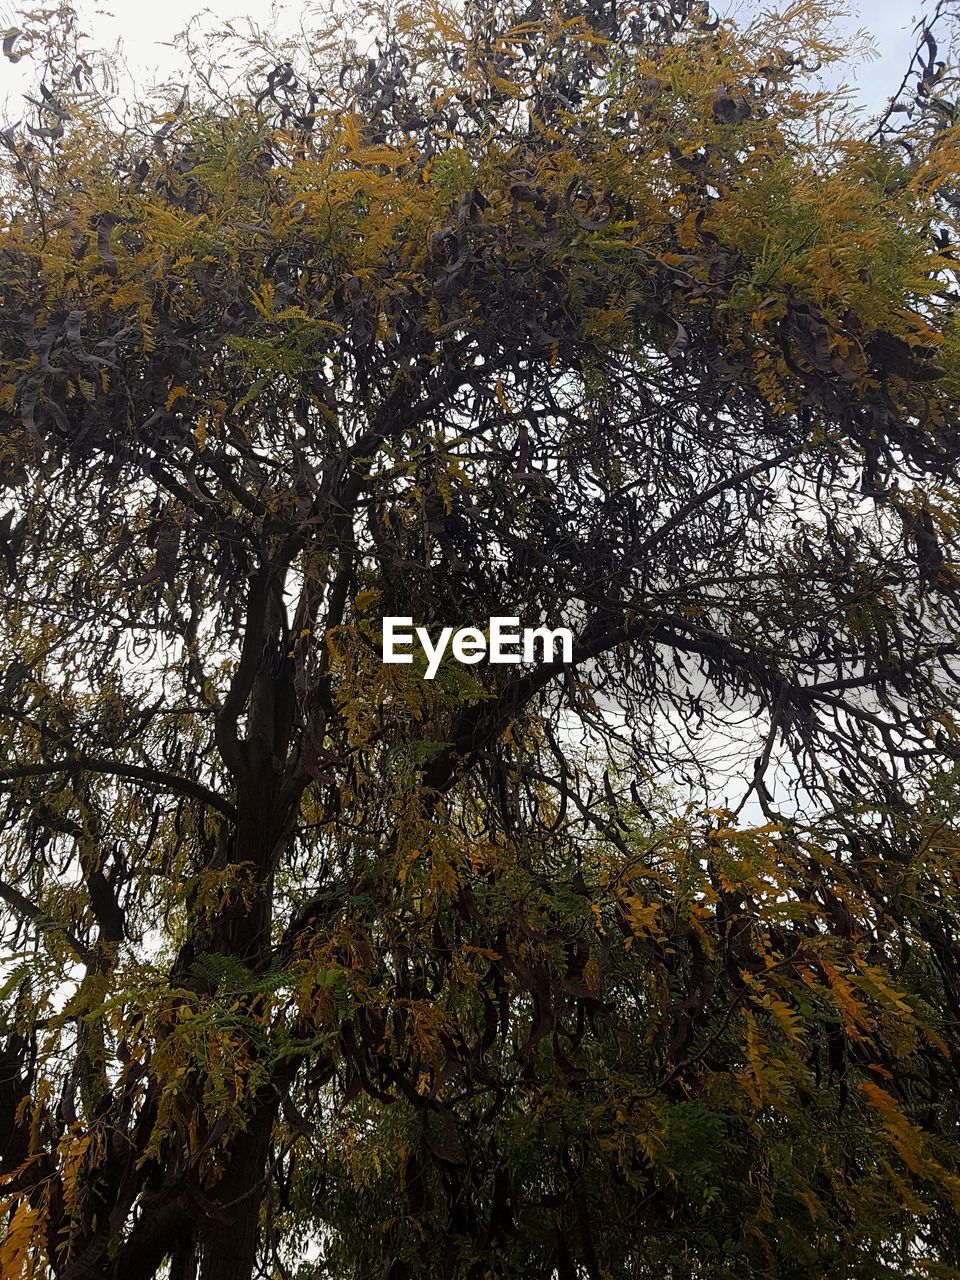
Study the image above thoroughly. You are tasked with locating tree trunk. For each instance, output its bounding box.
[198,1102,276,1280]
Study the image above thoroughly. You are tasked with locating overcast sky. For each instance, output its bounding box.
[0,0,934,119]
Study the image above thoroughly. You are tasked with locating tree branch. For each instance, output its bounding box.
[0,759,236,820]
[0,876,90,964]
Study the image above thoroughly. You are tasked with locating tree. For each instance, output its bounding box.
[1,0,960,1275]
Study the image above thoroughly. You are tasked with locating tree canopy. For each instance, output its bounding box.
[2,1,960,1276]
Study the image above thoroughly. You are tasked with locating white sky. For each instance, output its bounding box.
[0,1,935,118]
